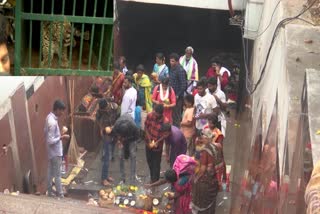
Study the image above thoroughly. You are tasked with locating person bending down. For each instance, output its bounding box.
[145,154,197,214]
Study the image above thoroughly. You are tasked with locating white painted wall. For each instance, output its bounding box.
[249,0,320,179]
[249,0,288,175]
[0,77,45,120]
[121,0,247,10]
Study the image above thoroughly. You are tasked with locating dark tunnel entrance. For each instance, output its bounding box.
[117,1,243,75]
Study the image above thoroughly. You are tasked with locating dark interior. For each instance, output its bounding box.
[117,1,242,75]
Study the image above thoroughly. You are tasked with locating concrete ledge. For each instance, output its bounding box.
[0,194,125,214]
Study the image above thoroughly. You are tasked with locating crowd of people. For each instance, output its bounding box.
[44,46,234,213]
[96,46,234,214]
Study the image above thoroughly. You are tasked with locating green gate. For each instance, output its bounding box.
[14,0,113,76]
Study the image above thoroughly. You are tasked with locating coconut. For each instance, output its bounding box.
[99,190,106,197]
[108,191,114,199]
[62,126,68,134]
[153,198,159,206]
[124,199,129,205]
[130,200,136,207]
[105,126,112,134]
[115,198,120,205]
[128,192,133,197]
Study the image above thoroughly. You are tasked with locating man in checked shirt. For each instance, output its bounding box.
[169,53,187,127]
[145,104,169,183]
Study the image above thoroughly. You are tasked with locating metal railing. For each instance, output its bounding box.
[14,0,113,76]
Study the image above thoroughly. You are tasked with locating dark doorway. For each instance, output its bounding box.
[117,1,242,75]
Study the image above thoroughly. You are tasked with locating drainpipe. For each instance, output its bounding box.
[24,96,38,191]
[8,105,22,191]
[228,0,235,17]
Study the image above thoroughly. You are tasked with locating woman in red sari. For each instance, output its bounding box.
[111,62,125,105]
[203,114,226,190]
[192,129,219,214]
[152,77,176,123]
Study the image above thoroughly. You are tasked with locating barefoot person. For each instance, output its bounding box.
[145,154,197,214]
[144,104,169,183]
[191,129,219,214]
[112,114,140,184]
[96,99,118,186]
[44,100,70,198]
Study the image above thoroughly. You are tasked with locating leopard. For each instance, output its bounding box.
[40,20,75,68]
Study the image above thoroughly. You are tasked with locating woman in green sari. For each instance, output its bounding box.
[133,64,153,113]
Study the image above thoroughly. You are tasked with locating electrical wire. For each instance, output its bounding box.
[249,0,318,94]
[296,17,318,26]
[252,0,281,39]
[240,1,281,95]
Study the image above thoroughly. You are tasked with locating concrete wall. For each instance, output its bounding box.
[249,0,286,172]
[121,0,246,10]
[0,77,93,193]
[234,0,320,212]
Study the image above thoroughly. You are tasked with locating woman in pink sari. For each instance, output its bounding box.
[145,154,196,214]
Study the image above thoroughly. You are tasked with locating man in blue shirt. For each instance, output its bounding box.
[44,100,70,198]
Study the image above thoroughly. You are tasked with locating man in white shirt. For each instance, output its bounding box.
[179,46,199,95]
[194,79,218,134]
[121,76,137,119]
[206,77,228,137]
[44,100,70,198]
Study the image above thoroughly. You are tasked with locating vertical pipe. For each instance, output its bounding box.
[97,0,108,70]
[228,0,235,17]
[28,1,34,67]
[39,0,45,67]
[8,108,23,190]
[14,0,22,75]
[107,26,114,72]
[88,0,98,70]
[58,0,66,68]
[78,0,87,70]
[69,0,77,68]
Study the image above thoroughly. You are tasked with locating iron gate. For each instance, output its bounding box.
[14,0,113,76]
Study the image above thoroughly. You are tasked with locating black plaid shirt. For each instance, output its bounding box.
[169,64,187,98]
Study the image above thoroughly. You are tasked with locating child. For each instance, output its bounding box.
[180,94,195,156]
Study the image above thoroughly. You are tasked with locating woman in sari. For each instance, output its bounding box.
[152,77,176,123]
[111,62,125,105]
[192,128,219,214]
[203,114,226,190]
[145,154,197,214]
[133,64,153,113]
[152,53,169,83]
